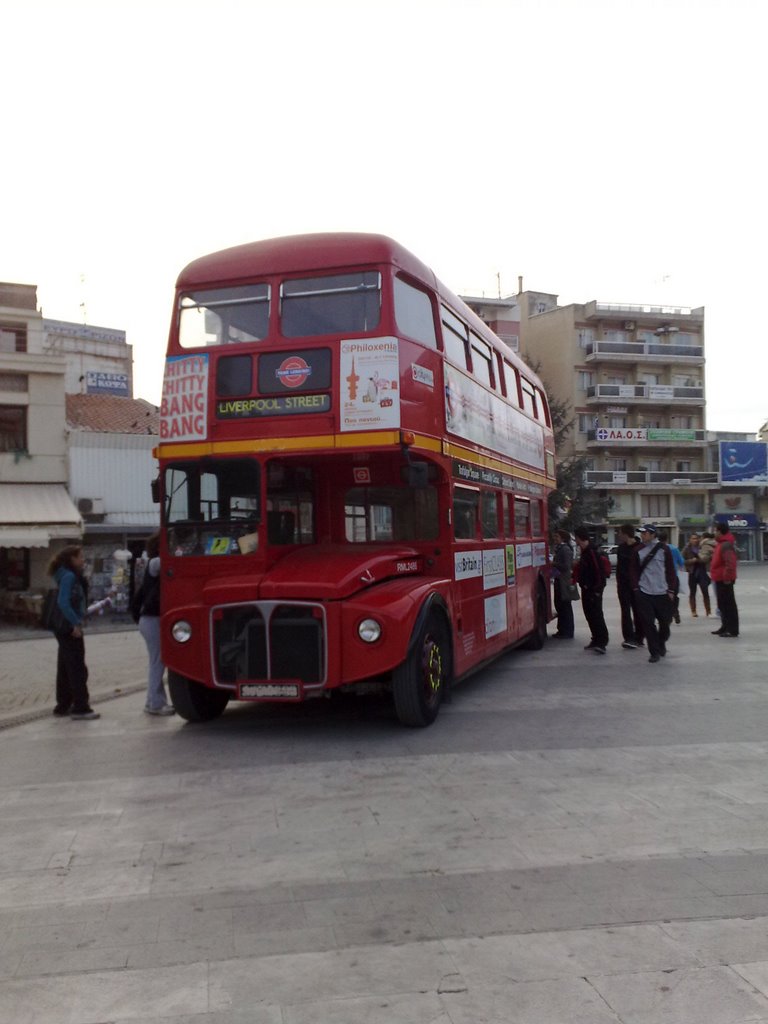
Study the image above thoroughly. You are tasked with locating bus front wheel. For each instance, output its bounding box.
[393,612,451,728]
[169,672,230,723]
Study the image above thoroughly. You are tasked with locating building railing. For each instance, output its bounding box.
[585,341,703,359]
[586,384,704,401]
[584,470,719,486]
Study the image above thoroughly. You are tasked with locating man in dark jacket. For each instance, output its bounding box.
[616,523,644,649]
[573,526,608,654]
[632,524,678,663]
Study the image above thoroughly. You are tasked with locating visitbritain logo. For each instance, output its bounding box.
[276,356,312,389]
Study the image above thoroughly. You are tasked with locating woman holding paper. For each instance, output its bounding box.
[47,545,100,720]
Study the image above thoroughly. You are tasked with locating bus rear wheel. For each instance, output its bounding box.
[393,612,451,728]
[168,671,230,722]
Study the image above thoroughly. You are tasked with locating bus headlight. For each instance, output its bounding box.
[358,618,381,643]
[171,620,192,643]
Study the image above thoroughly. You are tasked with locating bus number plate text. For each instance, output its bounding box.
[240,683,300,699]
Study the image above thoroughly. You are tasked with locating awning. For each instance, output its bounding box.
[0,484,82,548]
[0,527,53,548]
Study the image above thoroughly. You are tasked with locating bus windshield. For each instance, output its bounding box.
[179,285,270,348]
[280,272,381,337]
[165,459,261,556]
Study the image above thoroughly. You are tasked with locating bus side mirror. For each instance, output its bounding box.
[151,478,160,504]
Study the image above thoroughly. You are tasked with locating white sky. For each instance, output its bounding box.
[3,0,766,431]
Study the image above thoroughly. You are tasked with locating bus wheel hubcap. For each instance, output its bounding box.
[423,638,442,697]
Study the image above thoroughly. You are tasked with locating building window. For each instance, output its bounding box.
[577,328,595,348]
[0,374,28,392]
[608,458,627,472]
[578,371,594,391]
[671,415,695,430]
[0,548,30,591]
[675,461,693,473]
[608,416,627,428]
[578,413,592,433]
[641,494,670,518]
[0,323,27,353]
[603,329,628,343]
[0,406,26,452]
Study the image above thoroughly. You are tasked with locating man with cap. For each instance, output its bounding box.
[631,524,678,663]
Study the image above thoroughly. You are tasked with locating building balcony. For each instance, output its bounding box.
[586,429,708,447]
[584,340,704,361]
[586,384,704,404]
[584,470,718,488]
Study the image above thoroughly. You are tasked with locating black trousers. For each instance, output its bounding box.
[636,591,673,658]
[617,582,644,643]
[553,583,574,637]
[715,581,739,636]
[581,588,608,647]
[55,633,91,713]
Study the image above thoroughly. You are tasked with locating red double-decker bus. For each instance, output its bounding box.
[157,234,556,726]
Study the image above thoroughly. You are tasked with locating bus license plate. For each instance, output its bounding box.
[239,683,300,700]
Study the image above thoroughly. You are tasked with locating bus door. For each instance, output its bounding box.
[511,496,535,636]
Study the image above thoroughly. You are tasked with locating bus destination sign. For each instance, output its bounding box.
[216,394,331,418]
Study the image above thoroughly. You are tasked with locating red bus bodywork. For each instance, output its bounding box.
[157,234,556,726]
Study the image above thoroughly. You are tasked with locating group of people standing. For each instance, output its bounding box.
[47,532,174,720]
[552,522,740,663]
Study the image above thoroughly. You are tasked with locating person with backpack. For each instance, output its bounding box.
[710,522,739,638]
[573,526,609,654]
[631,524,678,664]
[132,531,175,716]
[47,545,100,720]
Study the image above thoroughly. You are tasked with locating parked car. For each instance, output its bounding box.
[600,544,619,568]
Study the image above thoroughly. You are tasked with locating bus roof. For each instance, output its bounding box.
[175,232,544,391]
[176,233,438,291]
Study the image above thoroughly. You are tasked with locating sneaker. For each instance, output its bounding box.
[621,640,639,650]
[144,705,176,716]
[593,646,606,655]
[52,706,71,717]
[648,654,660,663]
[71,709,100,720]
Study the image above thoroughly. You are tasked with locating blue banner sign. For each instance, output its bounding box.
[719,441,768,484]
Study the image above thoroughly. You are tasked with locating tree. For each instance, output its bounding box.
[523,356,612,533]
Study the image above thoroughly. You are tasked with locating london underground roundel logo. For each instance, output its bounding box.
[276,356,312,389]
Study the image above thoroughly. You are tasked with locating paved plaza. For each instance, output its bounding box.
[1,566,768,1022]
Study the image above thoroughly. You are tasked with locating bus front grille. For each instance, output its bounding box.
[213,602,325,686]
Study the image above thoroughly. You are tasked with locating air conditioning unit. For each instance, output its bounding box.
[623,320,636,330]
[77,497,106,515]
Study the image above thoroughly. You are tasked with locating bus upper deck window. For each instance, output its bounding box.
[280,272,381,338]
[394,276,437,348]
[179,285,270,348]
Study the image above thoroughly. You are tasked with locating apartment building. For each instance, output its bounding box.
[465,288,711,546]
[0,283,82,613]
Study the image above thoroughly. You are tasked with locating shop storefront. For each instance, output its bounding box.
[713,513,761,562]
